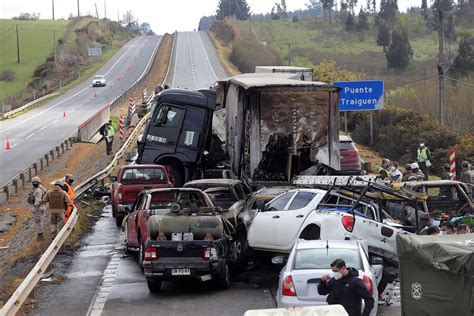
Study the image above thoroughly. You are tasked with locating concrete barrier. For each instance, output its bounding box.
[76,103,110,142]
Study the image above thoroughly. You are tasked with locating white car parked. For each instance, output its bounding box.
[275,240,381,316]
[247,189,326,252]
[92,74,106,87]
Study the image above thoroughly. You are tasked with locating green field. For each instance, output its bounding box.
[0,19,68,101]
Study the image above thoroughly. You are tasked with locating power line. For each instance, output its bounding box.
[446,76,474,88]
[446,65,474,75]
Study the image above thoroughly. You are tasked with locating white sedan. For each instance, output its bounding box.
[92,74,106,87]
[247,189,326,252]
[275,239,381,316]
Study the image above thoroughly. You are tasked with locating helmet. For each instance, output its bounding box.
[54,180,63,186]
[31,176,41,184]
[65,174,74,180]
[410,162,419,170]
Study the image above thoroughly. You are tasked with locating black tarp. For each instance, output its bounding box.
[397,233,474,316]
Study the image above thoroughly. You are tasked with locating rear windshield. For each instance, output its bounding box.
[149,191,207,209]
[121,168,167,183]
[94,75,104,79]
[293,248,362,270]
[340,141,356,150]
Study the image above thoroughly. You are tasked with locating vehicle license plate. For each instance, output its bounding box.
[171,269,191,276]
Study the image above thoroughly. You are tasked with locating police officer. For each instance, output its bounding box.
[28,176,47,240]
[104,120,115,155]
[416,140,431,180]
[62,174,75,222]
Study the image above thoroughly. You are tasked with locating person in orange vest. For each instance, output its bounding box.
[62,174,75,222]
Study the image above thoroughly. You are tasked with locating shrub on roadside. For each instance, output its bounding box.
[230,38,281,73]
[0,70,16,82]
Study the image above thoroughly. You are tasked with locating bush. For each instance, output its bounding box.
[210,21,235,45]
[230,38,281,73]
[350,105,472,176]
[0,70,16,82]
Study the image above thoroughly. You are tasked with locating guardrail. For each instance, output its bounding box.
[0,137,75,201]
[0,33,176,314]
[2,93,60,120]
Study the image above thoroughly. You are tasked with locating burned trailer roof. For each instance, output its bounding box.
[224,74,337,91]
[155,88,216,110]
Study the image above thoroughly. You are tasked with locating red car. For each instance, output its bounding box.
[110,165,172,226]
[339,135,362,171]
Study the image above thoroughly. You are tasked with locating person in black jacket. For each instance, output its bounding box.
[318,258,374,316]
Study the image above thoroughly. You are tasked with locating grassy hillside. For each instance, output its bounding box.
[0,18,137,109]
[0,19,68,101]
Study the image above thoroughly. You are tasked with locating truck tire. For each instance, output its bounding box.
[147,279,162,293]
[229,232,249,271]
[169,165,184,187]
[215,261,231,290]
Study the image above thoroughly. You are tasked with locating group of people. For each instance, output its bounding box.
[28,174,75,240]
[378,140,473,184]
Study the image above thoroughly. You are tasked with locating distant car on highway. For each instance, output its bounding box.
[339,135,362,171]
[274,239,380,316]
[92,75,106,87]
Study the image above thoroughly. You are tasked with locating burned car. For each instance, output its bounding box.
[124,188,234,292]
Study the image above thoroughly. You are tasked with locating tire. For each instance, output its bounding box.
[138,237,145,270]
[169,164,184,187]
[115,215,124,227]
[228,232,249,271]
[147,279,162,293]
[215,261,231,290]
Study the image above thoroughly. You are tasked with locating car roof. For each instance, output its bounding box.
[253,186,295,198]
[122,164,166,169]
[295,239,360,250]
[339,135,353,142]
[185,178,242,186]
[145,187,204,194]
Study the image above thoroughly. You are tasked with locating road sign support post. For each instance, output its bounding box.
[344,112,348,134]
[369,112,374,146]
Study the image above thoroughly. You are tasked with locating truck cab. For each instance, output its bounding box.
[136,88,216,186]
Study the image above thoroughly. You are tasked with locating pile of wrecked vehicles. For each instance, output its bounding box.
[104,72,473,298]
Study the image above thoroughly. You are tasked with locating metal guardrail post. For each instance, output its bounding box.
[50,150,55,161]
[60,143,65,154]
[20,173,25,187]
[28,168,32,183]
[33,163,38,176]
[13,179,18,194]
[45,154,49,167]
[4,185,9,200]
[40,158,44,170]
[56,146,61,157]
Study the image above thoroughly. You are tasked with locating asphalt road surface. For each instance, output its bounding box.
[0,35,162,186]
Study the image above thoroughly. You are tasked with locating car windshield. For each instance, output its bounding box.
[340,141,356,150]
[94,75,104,80]
[293,248,363,270]
[121,168,167,184]
[149,191,208,210]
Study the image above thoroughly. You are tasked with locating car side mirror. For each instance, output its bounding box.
[255,199,265,211]
[110,175,117,182]
[370,256,384,266]
[271,256,287,265]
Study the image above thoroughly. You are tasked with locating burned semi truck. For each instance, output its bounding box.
[215,74,341,188]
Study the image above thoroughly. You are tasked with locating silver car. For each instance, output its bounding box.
[275,239,381,316]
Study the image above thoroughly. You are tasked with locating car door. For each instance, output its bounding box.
[274,191,323,251]
[126,193,145,247]
[247,192,296,249]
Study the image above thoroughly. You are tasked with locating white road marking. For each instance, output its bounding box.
[39,125,47,131]
[52,119,58,123]
[25,133,35,139]
[197,32,218,80]
[0,37,142,135]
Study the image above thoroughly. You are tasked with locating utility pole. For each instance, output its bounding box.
[95,3,99,19]
[52,0,55,20]
[437,9,445,125]
[77,0,80,18]
[285,43,296,66]
[104,0,107,19]
[16,25,20,63]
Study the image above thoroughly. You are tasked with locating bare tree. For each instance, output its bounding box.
[122,9,135,25]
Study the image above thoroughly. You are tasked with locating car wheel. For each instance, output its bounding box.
[215,261,231,290]
[124,224,132,254]
[169,165,184,187]
[229,232,249,271]
[138,237,145,270]
[147,279,162,293]
[115,215,124,227]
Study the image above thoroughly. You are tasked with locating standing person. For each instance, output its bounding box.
[389,162,403,182]
[27,177,47,240]
[460,161,473,184]
[441,164,453,180]
[318,259,374,316]
[416,140,431,180]
[104,120,115,155]
[43,181,71,238]
[378,159,390,179]
[62,174,75,222]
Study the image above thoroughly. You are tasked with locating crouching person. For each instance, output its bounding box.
[43,180,71,238]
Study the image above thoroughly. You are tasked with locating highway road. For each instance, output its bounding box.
[0,35,162,186]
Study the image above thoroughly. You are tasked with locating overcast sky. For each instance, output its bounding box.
[1,0,417,34]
